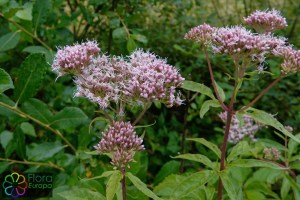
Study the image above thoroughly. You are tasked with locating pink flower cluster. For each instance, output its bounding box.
[219,112,263,143]
[52,41,100,76]
[94,121,144,168]
[184,23,215,45]
[244,9,287,33]
[276,46,300,74]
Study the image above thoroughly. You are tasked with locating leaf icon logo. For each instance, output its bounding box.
[2,172,28,198]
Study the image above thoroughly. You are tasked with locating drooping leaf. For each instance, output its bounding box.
[26,141,65,161]
[181,80,215,99]
[0,31,20,52]
[21,98,53,124]
[106,170,122,200]
[57,187,105,200]
[127,172,162,200]
[199,99,221,118]
[50,107,88,130]
[0,68,14,93]
[244,107,300,143]
[229,159,285,169]
[13,54,48,104]
[173,153,214,169]
[219,172,238,200]
[227,141,250,163]
[32,0,51,30]
[187,138,221,158]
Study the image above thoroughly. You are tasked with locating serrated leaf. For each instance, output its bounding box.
[57,187,105,200]
[32,0,51,30]
[0,68,14,93]
[199,99,220,118]
[229,159,285,169]
[26,141,65,161]
[127,172,162,200]
[0,130,13,150]
[214,81,225,101]
[227,141,250,163]
[173,153,214,169]
[20,122,36,137]
[21,98,53,124]
[13,54,48,104]
[106,170,122,200]
[187,138,221,158]
[220,172,238,200]
[0,31,20,52]
[127,38,136,53]
[131,34,148,43]
[181,80,215,99]
[50,107,88,130]
[244,107,300,143]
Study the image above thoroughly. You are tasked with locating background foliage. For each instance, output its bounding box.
[0,0,300,199]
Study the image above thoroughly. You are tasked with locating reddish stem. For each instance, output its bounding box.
[121,167,127,200]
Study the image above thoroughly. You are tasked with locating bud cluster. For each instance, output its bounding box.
[94,121,144,168]
[263,147,281,160]
[184,23,215,46]
[218,112,263,143]
[52,43,184,109]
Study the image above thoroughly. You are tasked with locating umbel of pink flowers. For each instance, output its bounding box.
[52,43,184,109]
[185,9,300,74]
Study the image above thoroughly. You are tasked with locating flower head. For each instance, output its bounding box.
[52,40,100,76]
[94,121,144,168]
[219,112,263,143]
[263,147,281,160]
[244,9,287,33]
[184,23,215,45]
[275,46,300,74]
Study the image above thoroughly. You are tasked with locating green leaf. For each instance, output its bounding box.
[181,80,215,99]
[106,170,122,200]
[220,172,238,200]
[23,45,49,54]
[199,99,221,118]
[244,107,300,143]
[83,171,115,181]
[15,126,26,159]
[0,31,20,52]
[214,81,225,101]
[21,98,53,124]
[57,187,105,200]
[154,160,180,185]
[50,107,88,130]
[127,172,162,200]
[131,34,148,43]
[20,122,36,137]
[187,138,221,158]
[229,159,285,169]
[13,54,48,104]
[0,68,14,93]
[26,141,65,161]
[227,141,250,163]
[15,2,32,20]
[127,38,136,53]
[154,174,185,197]
[113,27,127,40]
[288,133,300,157]
[281,176,291,199]
[173,153,214,169]
[32,0,51,30]
[0,130,13,150]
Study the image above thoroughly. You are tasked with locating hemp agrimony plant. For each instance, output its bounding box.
[51,42,184,199]
[177,9,300,199]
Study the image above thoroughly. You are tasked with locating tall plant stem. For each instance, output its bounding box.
[204,48,228,112]
[238,74,284,112]
[132,102,150,126]
[0,102,76,153]
[121,167,127,200]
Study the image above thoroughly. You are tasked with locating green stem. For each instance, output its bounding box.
[132,102,150,126]
[0,157,64,171]
[0,13,52,51]
[0,102,76,153]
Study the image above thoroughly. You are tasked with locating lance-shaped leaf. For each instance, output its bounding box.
[227,141,250,163]
[229,159,286,169]
[0,68,14,93]
[181,80,215,99]
[106,170,122,200]
[32,0,51,31]
[173,153,214,169]
[199,99,221,118]
[0,31,20,52]
[13,54,48,104]
[219,172,238,200]
[243,107,300,143]
[187,138,221,158]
